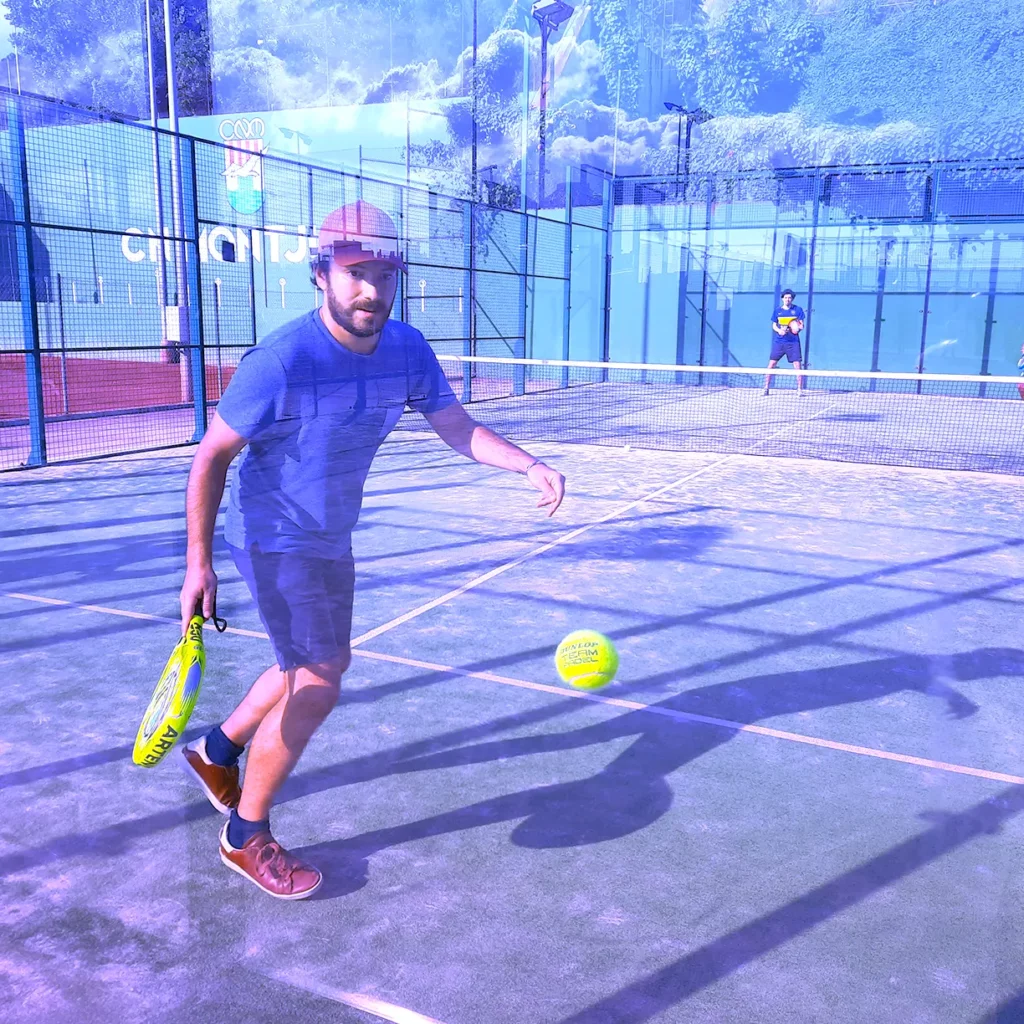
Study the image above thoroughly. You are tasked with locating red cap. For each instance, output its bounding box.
[314,200,407,272]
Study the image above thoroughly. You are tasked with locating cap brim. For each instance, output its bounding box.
[317,238,407,273]
[332,250,407,273]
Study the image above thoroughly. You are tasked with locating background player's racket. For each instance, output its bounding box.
[132,601,227,767]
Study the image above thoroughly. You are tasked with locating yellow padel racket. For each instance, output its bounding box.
[132,601,227,767]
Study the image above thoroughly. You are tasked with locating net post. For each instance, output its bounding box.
[561,165,573,389]
[181,136,208,440]
[7,95,46,467]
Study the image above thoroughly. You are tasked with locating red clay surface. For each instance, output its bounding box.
[0,354,236,419]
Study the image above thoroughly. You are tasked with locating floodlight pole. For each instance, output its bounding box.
[537,23,550,204]
[664,102,712,197]
[532,1,574,206]
[471,0,478,200]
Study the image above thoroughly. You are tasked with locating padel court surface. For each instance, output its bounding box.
[2,437,1023,1023]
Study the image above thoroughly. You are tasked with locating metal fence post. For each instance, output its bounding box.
[916,171,937,382]
[601,175,614,380]
[182,136,208,439]
[698,177,712,371]
[561,166,573,388]
[513,205,527,397]
[979,235,1001,397]
[803,167,821,368]
[8,96,46,466]
[871,238,893,378]
[461,200,473,402]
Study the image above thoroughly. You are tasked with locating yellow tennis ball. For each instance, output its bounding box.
[555,630,619,690]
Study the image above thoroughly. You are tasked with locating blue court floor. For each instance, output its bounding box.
[1,436,1023,1023]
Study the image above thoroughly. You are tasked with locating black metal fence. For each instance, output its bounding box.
[0,89,610,468]
[3,88,1024,469]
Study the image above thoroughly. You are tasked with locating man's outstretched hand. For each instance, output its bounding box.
[526,462,565,516]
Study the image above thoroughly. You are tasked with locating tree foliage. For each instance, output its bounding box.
[6,0,149,115]
[800,0,1024,159]
[6,0,216,117]
[7,0,1024,168]
[665,0,823,117]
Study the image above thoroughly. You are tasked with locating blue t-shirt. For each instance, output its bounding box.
[218,311,456,557]
[772,304,805,328]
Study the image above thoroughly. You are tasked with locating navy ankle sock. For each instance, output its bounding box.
[205,724,245,767]
[227,809,270,849]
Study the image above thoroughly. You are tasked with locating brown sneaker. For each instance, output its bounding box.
[219,822,323,900]
[179,736,241,814]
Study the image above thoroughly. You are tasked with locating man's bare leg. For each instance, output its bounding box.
[763,357,779,394]
[220,664,288,747]
[793,358,806,393]
[237,655,347,822]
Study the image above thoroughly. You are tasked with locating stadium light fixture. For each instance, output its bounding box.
[531,0,575,204]
[279,126,312,157]
[663,102,713,184]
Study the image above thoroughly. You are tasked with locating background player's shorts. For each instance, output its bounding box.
[229,543,355,670]
[770,338,803,363]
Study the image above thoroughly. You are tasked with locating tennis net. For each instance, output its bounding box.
[422,356,1024,476]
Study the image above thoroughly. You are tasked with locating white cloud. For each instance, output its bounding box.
[550,39,604,106]
[0,4,13,60]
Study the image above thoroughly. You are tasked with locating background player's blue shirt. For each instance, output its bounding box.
[772,303,805,327]
[217,311,456,557]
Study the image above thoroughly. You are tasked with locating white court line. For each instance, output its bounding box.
[349,455,735,647]
[352,384,845,649]
[260,968,446,1024]
[1,592,270,638]
[354,648,1024,788]
[5,590,1023,788]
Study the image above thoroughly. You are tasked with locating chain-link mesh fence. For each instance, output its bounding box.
[0,90,609,468]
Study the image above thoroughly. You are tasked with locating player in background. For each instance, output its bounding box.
[763,287,807,396]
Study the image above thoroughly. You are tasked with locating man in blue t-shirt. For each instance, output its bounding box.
[763,287,807,395]
[176,201,565,899]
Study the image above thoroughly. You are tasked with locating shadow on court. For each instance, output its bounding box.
[552,783,1024,1024]
[981,988,1024,1023]
[2,648,1018,890]
[294,648,1022,890]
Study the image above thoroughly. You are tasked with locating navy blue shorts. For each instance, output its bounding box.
[229,544,355,670]
[769,338,802,363]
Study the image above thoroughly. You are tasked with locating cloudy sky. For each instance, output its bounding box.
[0,5,13,59]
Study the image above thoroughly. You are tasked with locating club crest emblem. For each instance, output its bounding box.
[219,117,266,215]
